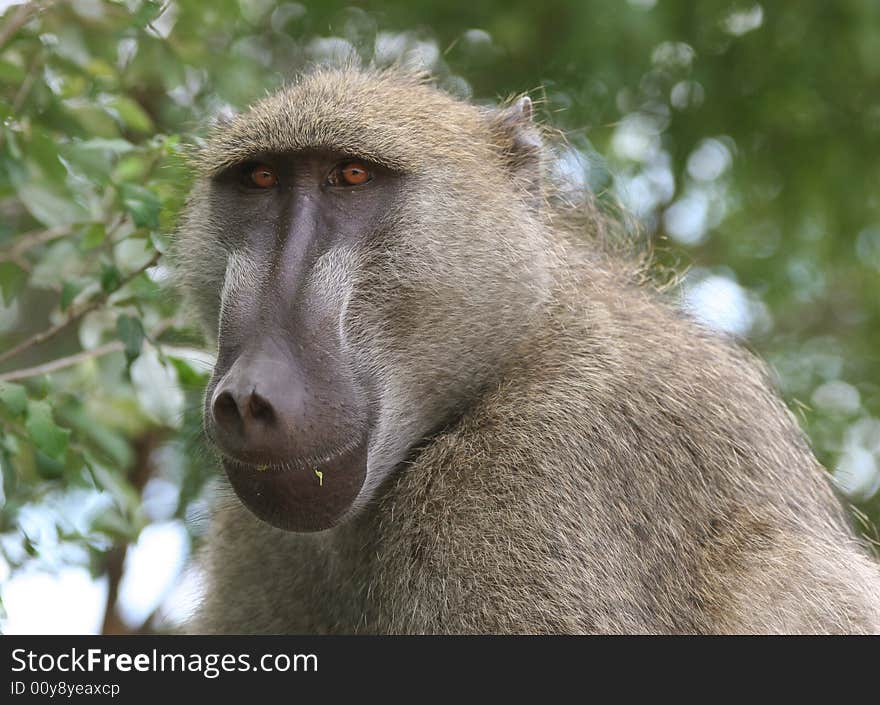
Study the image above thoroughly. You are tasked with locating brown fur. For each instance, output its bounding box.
[177,67,880,634]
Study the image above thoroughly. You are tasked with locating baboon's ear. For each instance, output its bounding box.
[488,95,543,208]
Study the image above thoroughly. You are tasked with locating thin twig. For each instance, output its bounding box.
[0,225,72,263]
[0,1,46,51]
[0,49,43,151]
[0,250,161,367]
[0,341,122,382]
[11,50,42,111]
[0,318,177,382]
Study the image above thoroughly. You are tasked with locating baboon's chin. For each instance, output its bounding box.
[222,437,369,532]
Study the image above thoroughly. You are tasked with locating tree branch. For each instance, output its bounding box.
[0,1,49,51]
[0,49,43,151]
[0,341,122,382]
[0,225,73,263]
[101,431,163,635]
[0,250,161,368]
[0,318,177,382]
[10,49,41,111]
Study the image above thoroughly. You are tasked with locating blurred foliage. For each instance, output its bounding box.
[0,0,879,630]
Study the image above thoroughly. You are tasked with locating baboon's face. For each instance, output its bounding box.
[179,70,552,532]
[201,150,400,532]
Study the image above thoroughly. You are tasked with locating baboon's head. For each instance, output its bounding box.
[175,68,557,531]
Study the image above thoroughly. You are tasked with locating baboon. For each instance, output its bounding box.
[175,67,880,634]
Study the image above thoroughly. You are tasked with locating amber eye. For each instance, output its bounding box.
[247,163,277,189]
[329,160,372,187]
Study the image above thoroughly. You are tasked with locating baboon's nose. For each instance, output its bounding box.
[212,387,276,433]
[209,354,299,461]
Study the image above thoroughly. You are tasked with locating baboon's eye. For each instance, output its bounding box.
[245,163,277,189]
[328,160,372,187]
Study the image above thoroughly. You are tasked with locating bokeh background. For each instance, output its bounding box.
[1,0,878,634]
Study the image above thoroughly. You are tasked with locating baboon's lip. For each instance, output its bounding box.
[222,436,368,533]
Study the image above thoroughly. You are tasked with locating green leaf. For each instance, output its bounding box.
[109,295,140,309]
[27,131,68,184]
[1,446,19,506]
[2,127,22,161]
[80,223,106,250]
[87,461,141,517]
[23,535,38,557]
[108,97,154,133]
[62,139,135,185]
[168,356,209,387]
[113,153,149,182]
[85,59,116,80]
[89,505,138,541]
[35,450,66,480]
[59,402,133,469]
[65,103,120,139]
[119,183,160,229]
[74,138,135,154]
[0,60,25,84]
[25,400,71,461]
[0,261,28,305]
[116,314,145,363]
[149,230,168,254]
[60,280,84,311]
[100,262,121,292]
[16,183,89,227]
[0,381,28,416]
[132,0,164,28]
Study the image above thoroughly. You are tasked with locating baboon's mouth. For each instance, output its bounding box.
[221,436,368,533]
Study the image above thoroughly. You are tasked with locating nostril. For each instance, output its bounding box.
[247,390,276,425]
[213,390,242,432]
